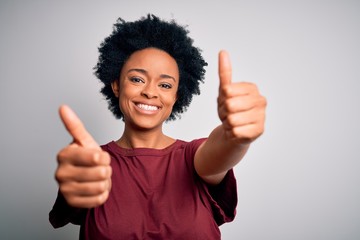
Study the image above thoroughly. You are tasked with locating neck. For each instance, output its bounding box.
[117,126,174,149]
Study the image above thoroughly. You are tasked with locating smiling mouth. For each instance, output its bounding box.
[136,103,160,111]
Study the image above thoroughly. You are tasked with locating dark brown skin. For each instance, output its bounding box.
[55,49,267,208]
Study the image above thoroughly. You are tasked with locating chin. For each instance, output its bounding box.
[129,117,163,130]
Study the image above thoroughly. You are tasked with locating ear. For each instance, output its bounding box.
[111,80,120,98]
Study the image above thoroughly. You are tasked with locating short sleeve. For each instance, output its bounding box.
[49,191,87,228]
[201,169,237,226]
[185,138,238,226]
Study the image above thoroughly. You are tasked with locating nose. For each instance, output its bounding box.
[141,82,158,99]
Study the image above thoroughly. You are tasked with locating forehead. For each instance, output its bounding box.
[122,48,179,77]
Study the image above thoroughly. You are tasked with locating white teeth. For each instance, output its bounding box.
[137,103,158,111]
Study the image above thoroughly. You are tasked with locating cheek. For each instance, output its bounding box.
[118,89,131,111]
[172,85,179,101]
[166,96,177,112]
[166,89,178,104]
[118,96,127,115]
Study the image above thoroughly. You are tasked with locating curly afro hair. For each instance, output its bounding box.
[94,14,208,121]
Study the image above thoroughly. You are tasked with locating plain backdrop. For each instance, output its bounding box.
[1,0,359,239]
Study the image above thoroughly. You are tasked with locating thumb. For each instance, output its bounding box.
[218,50,232,88]
[59,105,100,150]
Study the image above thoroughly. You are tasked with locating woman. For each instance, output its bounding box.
[49,15,266,239]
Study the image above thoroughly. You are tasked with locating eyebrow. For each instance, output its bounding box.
[127,68,176,82]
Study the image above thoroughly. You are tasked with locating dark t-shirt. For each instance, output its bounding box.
[49,138,237,240]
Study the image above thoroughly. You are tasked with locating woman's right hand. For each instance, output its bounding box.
[55,105,112,208]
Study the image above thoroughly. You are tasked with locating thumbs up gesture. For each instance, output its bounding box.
[217,51,267,145]
[55,105,112,208]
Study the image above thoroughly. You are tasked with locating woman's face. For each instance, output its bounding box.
[112,48,179,131]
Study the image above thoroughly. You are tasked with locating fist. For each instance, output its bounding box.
[217,51,267,145]
[55,105,112,208]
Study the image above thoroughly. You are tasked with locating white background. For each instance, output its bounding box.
[1,0,359,239]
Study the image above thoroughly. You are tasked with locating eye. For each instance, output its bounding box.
[129,76,144,83]
[159,83,172,89]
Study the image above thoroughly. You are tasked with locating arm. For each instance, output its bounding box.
[194,51,266,185]
[194,126,250,185]
[54,105,112,209]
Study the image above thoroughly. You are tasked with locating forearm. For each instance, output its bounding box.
[194,125,249,181]
[195,51,266,184]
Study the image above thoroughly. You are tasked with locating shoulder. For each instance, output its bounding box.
[100,141,115,152]
[173,138,207,163]
[178,138,207,147]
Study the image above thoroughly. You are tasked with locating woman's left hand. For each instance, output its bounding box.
[217,50,267,145]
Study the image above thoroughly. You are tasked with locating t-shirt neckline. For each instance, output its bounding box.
[107,139,183,157]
